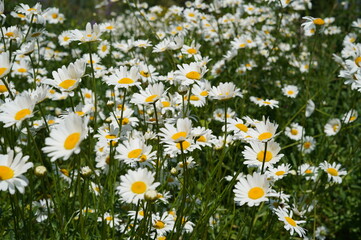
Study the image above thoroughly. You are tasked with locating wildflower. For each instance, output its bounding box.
[267,163,291,181]
[274,207,307,237]
[0,150,33,194]
[175,62,207,85]
[247,117,279,142]
[305,99,315,117]
[324,118,341,136]
[298,136,316,154]
[299,163,318,181]
[342,109,358,124]
[151,212,175,236]
[117,168,160,204]
[42,113,89,161]
[103,66,140,89]
[0,92,36,127]
[0,52,11,78]
[33,199,53,222]
[209,82,242,100]
[242,140,284,170]
[282,85,299,98]
[285,123,304,140]
[319,161,347,184]
[234,172,270,207]
[97,212,122,228]
[131,82,165,105]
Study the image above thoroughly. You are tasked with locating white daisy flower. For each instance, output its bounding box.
[115,137,155,167]
[0,52,11,78]
[274,207,307,237]
[233,172,270,207]
[319,161,347,184]
[242,140,284,170]
[298,136,316,154]
[305,99,315,117]
[267,163,291,181]
[342,109,358,124]
[282,85,299,98]
[42,113,89,161]
[247,117,279,142]
[33,199,53,222]
[0,150,33,194]
[209,82,242,100]
[285,123,304,140]
[175,62,207,85]
[151,212,175,236]
[117,168,160,204]
[131,82,165,105]
[103,66,140,89]
[324,118,341,136]
[299,163,319,181]
[0,92,36,128]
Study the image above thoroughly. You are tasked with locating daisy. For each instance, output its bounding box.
[213,108,236,122]
[97,212,122,228]
[274,207,307,237]
[242,140,284,170]
[234,172,270,207]
[159,118,193,143]
[117,168,160,204]
[103,66,140,89]
[298,163,318,181]
[285,123,304,140]
[225,118,250,138]
[282,85,299,98]
[131,82,165,105]
[267,163,291,181]
[298,136,316,154]
[115,137,155,167]
[319,161,347,184]
[324,118,341,136]
[70,22,101,43]
[342,109,358,124]
[247,117,279,142]
[33,199,53,222]
[151,212,175,236]
[260,99,279,109]
[209,82,242,100]
[42,113,89,161]
[175,62,207,85]
[0,150,33,194]
[181,40,201,58]
[0,51,11,78]
[0,92,36,128]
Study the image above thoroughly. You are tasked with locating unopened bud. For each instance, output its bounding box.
[144,189,158,202]
[35,166,47,177]
[170,167,178,176]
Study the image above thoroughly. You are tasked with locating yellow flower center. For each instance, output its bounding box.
[258,132,273,141]
[197,135,206,142]
[52,13,58,19]
[5,32,14,37]
[145,94,159,103]
[128,149,142,158]
[0,68,8,76]
[27,8,37,11]
[185,71,201,80]
[0,166,14,180]
[106,26,114,30]
[17,13,26,18]
[101,45,107,52]
[239,43,246,48]
[140,71,150,77]
[313,18,325,25]
[0,85,8,93]
[85,93,92,98]
[131,181,147,194]
[287,90,294,95]
[349,116,357,122]
[162,101,170,107]
[275,171,285,176]
[75,111,84,116]
[305,169,312,174]
[60,168,69,177]
[122,118,129,125]
[187,48,197,54]
[332,124,339,132]
[118,78,134,84]
[235,123,248,132]
[48,119,55,125]
[257,151,273,162]
[59,79,76,89]
[248,187,265,200]
[355,57,361,67]
[105,134,116,139]
[18,68,27,73]
[291,129,298,135]
[176,140,191,150]
[303,142,311,149]
[327,168,338,176]
[200,91,208,96]
[105,216,113,221]
[64,132,81,150]
[15,108,31,121]
[172,131,187,141]
[285,217,297,226]
[154,220,165,229]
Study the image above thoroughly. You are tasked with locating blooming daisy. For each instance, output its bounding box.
[299,163,319,181]
[33,199,53,222]
[70,22,102,43]
[131,82,165,105]
[103,66,140,89]
[297,136,316,154]
[209,82,242,100]
[319,161,347,184]
[274,207,306,237]
[0,150,33,194]
[151,212,175,236]
[242,140,284,170]
[117,168,160,204]
[0,51,11,78]
[42,113,88,161]
[324,118,341,136]
[342,109,358,124]
[305,99,315,117]
[175,62,207,85]
[0,92,36,128]
[247,117,279,142]
[267,163,291,181]
[159,118,193,143]
[285,123,304,140]
[97,212,122,228]
[282,85,299,98]
[233,172,270,207]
